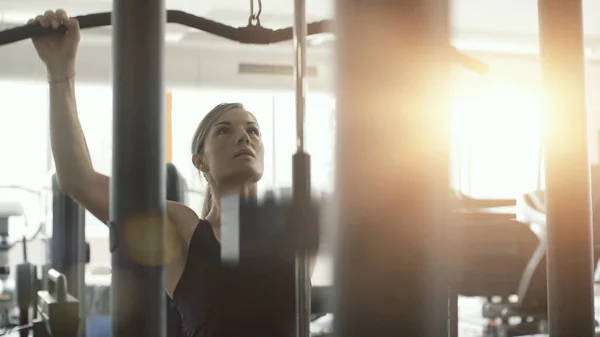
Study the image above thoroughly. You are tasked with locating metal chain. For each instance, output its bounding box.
[248,0,263,26]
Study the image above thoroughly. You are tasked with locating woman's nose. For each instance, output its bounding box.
[236,130,251,145]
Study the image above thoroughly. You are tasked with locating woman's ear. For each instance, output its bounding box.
[192,153,209,172]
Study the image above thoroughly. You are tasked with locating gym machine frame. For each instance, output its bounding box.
[538,0,596,335]
[0,12,488,74]
[50,176,88,337]
[335,1,596,337]
[334,0,454,336]
[7,179,89,337]
[0,1,492,337]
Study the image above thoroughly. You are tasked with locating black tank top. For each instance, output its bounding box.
[171,220,295,337]
[172,220,219,337]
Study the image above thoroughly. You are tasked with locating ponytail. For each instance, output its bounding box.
[201,186,213,219]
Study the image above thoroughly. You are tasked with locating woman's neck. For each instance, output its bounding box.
[205,183,255,231]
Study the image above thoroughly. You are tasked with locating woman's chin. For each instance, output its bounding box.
[223,167,263,185]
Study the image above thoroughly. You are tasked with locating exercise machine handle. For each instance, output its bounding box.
[0,10,488,74]
[0,11,330,46]
[46,269,67,302]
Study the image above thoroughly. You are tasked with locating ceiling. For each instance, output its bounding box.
[2,0,600,53]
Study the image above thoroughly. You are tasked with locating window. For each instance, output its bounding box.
[73,83,113,235]
[271,93,336,195]
[0,80,49,240]
[75,84,113,176]
[451,67,543,199]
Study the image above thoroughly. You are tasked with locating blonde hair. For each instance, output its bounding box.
[191,103,258,219]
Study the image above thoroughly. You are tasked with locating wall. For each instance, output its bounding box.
[0,41,334,92]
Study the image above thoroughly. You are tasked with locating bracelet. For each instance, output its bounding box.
[47,73,75,84]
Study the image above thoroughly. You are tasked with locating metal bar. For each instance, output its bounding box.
[294,0,307,153]
[295,251,311,337]
[110,1,166,337]
[292,0,311,335]
[334,0,452,336]
[51,176,86,337]
[448,288,459,337]
[537,0,596,335]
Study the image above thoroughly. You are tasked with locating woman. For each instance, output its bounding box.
[31,9,314,337]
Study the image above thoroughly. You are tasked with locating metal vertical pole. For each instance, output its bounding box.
[292,0,311,335]
[51,175,86,337]
[448,289,459,337]
[537,0,596,335]
[334,0,452,336]
[110,1,166,337]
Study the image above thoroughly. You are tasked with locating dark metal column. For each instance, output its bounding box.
[334,0,452,336]
[292,0,312,335]
[51,175,86,337]
[538,0,596,335]
[110,1,166,337]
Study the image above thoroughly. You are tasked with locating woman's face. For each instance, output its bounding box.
[196,108,264,186]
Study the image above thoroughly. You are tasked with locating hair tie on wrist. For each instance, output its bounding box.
[48,73,75,84]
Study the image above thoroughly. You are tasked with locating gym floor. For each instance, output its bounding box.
[1,293,594,336]
[458,293,600,337]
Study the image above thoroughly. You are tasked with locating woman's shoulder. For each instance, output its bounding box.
[167,201,201,247]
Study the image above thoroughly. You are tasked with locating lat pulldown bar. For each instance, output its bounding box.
[538,0,596,335]
[334,0,454,337]
[0,11,488,74]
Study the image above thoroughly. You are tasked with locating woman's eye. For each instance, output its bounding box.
[216,127,230,135]
[248,127,260,136]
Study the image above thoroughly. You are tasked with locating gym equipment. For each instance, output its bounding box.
[0,202,23,286]
[50,175,88,337]
[0,12,488,75]
[7,178,91,337]
[0,1,449,335]
[166,163,187,205]
[12,258,81,337]
[477,165,600,337]
[9,164,186,337]
[455,198,537,299]
[0,202,24,318]
[333,0,594,335]
[107,1,166,335]
[165,163,186,337]
[0,195,52,336]
[16,238,37,337]
[454,0,598,331]
[32,268,81,337]
[472,191,549,337]
[53,163,190,337]
[452,194,545,337]
[0,1,489,332]
[218,0,319,336]
[538,0,596,334]
[334,0,454,336]
[0,2,477,336]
